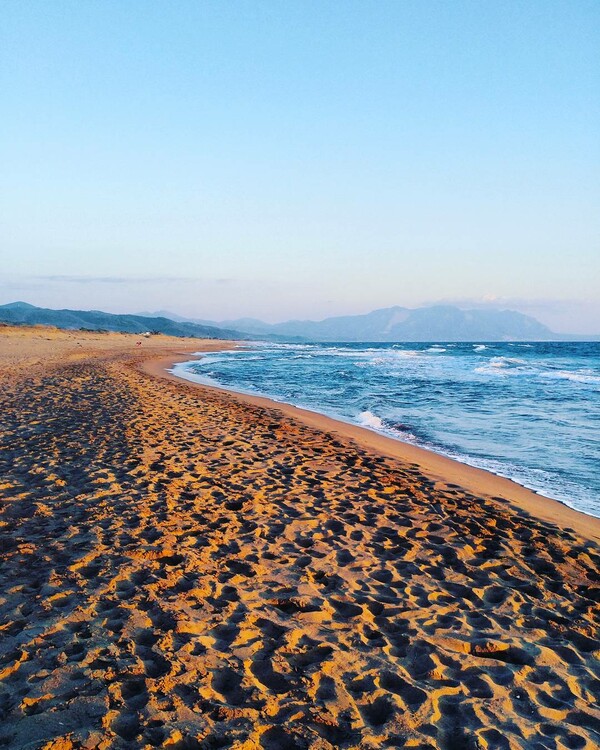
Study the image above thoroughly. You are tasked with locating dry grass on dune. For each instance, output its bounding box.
[0,333,599,749]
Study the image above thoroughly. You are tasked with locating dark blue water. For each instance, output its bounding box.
[173,341,600,518]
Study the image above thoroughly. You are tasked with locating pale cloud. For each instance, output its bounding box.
[33,275,203,285]
[1,273,237,291]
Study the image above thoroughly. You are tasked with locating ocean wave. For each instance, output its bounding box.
[250,342,317,352]
[473,356,599,385]
[541,370,600,384]
[475,356,531,374]
[311,347,380,359]
[358,410,385,430]
[391,346,422,356]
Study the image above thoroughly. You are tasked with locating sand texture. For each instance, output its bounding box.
[0,327,599,749]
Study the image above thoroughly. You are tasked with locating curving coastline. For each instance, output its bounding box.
[165,341,600,521]
[155,351,600,544]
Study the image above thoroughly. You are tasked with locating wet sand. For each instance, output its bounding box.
[1,326,599,749]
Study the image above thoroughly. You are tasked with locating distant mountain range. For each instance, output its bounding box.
[2,301,597,342]
[0,301,246,340]
[140,304,598,342]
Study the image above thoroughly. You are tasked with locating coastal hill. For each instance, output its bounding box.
[0,301,246,340]
[146,304,597,342]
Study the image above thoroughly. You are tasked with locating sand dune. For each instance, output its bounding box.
[0,327,599,749]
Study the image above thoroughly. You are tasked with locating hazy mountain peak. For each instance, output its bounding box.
[2,301,37,310]
[200,304,576,342]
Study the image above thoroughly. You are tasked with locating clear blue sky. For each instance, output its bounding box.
[1,1,598,332]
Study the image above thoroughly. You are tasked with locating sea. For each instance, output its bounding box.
[172,341,600,519]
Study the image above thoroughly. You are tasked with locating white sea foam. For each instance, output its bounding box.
[473,356,599,384]
[473,344,487,351]
[427,346,446,352]
[475,356,531,374]
[253,342,316,351]
[358,411,385,430]
[541,370,600,384]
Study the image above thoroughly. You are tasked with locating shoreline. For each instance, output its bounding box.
[142,350,600,544]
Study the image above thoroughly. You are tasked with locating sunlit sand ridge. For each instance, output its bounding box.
[1,327,599,749]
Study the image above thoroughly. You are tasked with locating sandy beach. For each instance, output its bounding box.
[1,326,599,750]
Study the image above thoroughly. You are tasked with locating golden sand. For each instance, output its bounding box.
[0,326,599,750]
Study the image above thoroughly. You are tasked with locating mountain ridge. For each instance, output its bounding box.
[139,304,598,342]
[3,302,598,342]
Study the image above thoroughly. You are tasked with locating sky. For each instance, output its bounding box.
[1,1,599,333]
